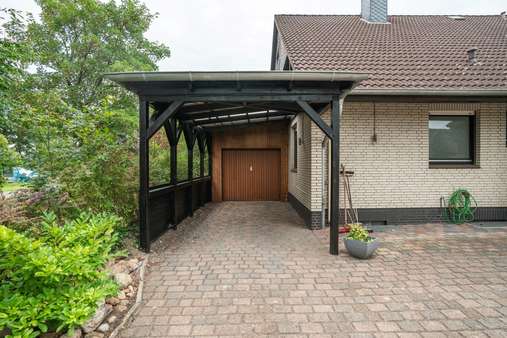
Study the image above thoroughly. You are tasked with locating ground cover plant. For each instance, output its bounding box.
[0,212,121,337]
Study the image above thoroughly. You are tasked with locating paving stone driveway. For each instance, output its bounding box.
[121,202,507,338]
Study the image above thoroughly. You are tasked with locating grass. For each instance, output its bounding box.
[1,182,28,192]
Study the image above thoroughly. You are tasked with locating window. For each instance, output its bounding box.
[292,124,298,170]
[429,113,475,164]
[283,57,292,71]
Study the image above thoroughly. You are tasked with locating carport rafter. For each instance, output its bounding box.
[109,71,367,254]
[193,111,295,126]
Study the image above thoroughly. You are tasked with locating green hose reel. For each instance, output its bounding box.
[443,188,478,224]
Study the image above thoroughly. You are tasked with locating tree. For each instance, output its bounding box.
[23,0,170,109]
[0,8,31,145]
[1,0,170,222]
[0,134,19,188]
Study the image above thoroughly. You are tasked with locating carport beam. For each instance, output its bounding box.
[330,97,341,255]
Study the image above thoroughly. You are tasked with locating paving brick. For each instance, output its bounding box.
[420,320,447,331]
[300,322,324,333]
[376,321,401,332]
[118,202,507,338]
[353,322,377,332]
[191,324,215,336]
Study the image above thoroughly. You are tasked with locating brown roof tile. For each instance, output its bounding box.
[275,15,507,90]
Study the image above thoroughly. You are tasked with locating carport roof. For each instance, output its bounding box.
[104,71,368,129]
[104,70,368,87]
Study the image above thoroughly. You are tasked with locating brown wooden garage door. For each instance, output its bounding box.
[222,149,281,201]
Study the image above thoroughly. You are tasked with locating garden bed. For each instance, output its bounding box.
[74,255,148,338]
[0,213,145,338]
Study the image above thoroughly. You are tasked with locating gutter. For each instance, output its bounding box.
[103,71,369,84]
[351,88,507,97]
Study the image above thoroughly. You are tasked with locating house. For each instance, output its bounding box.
[106,0,507,253]
[272,0,507,228]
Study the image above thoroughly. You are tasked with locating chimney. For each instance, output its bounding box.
[361,0,388,23]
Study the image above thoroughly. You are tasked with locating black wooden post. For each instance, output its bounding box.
[170,143,177,184]
[199,147,205,177]
[207,134,212,176]
[164,118,179,228]
[139,98,150,252]
[187,144,194,216]
[207,134,212,202]
[330,96,341,255]
[196,131,206,207]
[164,119,178,185]
[196,130,205,177]
[182,123,196,217]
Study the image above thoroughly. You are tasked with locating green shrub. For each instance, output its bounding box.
[0,212,120,337]
[346,223,374,242]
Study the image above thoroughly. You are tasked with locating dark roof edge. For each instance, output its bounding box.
[352,88,507,97]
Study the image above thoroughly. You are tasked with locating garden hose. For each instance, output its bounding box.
[443,188,477,224]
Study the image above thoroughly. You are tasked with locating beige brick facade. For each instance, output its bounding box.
[288,100,507,214]
[288,114,312,209]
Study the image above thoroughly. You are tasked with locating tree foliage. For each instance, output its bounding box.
[22,0,170,109]
[1,0,170,222]
[0,134,19,187]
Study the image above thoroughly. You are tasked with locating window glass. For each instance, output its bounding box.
[429,115,472,162]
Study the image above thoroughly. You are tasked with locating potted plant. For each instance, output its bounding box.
[343,223,379,259]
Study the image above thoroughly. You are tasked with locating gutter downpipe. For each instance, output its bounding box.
[321,137,327,229]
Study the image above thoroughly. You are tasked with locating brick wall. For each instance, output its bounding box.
[288,114,312,210]
[302,101,507,215]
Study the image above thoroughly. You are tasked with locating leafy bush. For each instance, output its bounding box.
[0,191,38,232]
[346,223,374,242]
[0,212,120,337]
[0,134,19,188]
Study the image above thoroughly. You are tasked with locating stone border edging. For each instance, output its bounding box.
[108,255,148,338]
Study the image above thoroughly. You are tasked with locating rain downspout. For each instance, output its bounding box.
[321,138,327,229]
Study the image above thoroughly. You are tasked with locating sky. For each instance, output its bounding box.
[3,0,506,71]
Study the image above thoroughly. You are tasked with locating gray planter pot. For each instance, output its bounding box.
[343,237,379,259]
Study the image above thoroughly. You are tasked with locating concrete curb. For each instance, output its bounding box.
[109,255,148,338]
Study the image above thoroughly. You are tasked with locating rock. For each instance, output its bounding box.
[81,303,113,333]
[96,323,109,333]
[106,297,119,306]
[117,305,128,312]
[126,258,140,272]
[0,328,11,337]
[114,273,132,288]
[107,315,117,324]
[117,290,126,300]
[61,328,82,338]
[84,333,104,338]
[108,260,128,275]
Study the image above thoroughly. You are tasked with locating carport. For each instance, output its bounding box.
[105,71,367,254]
